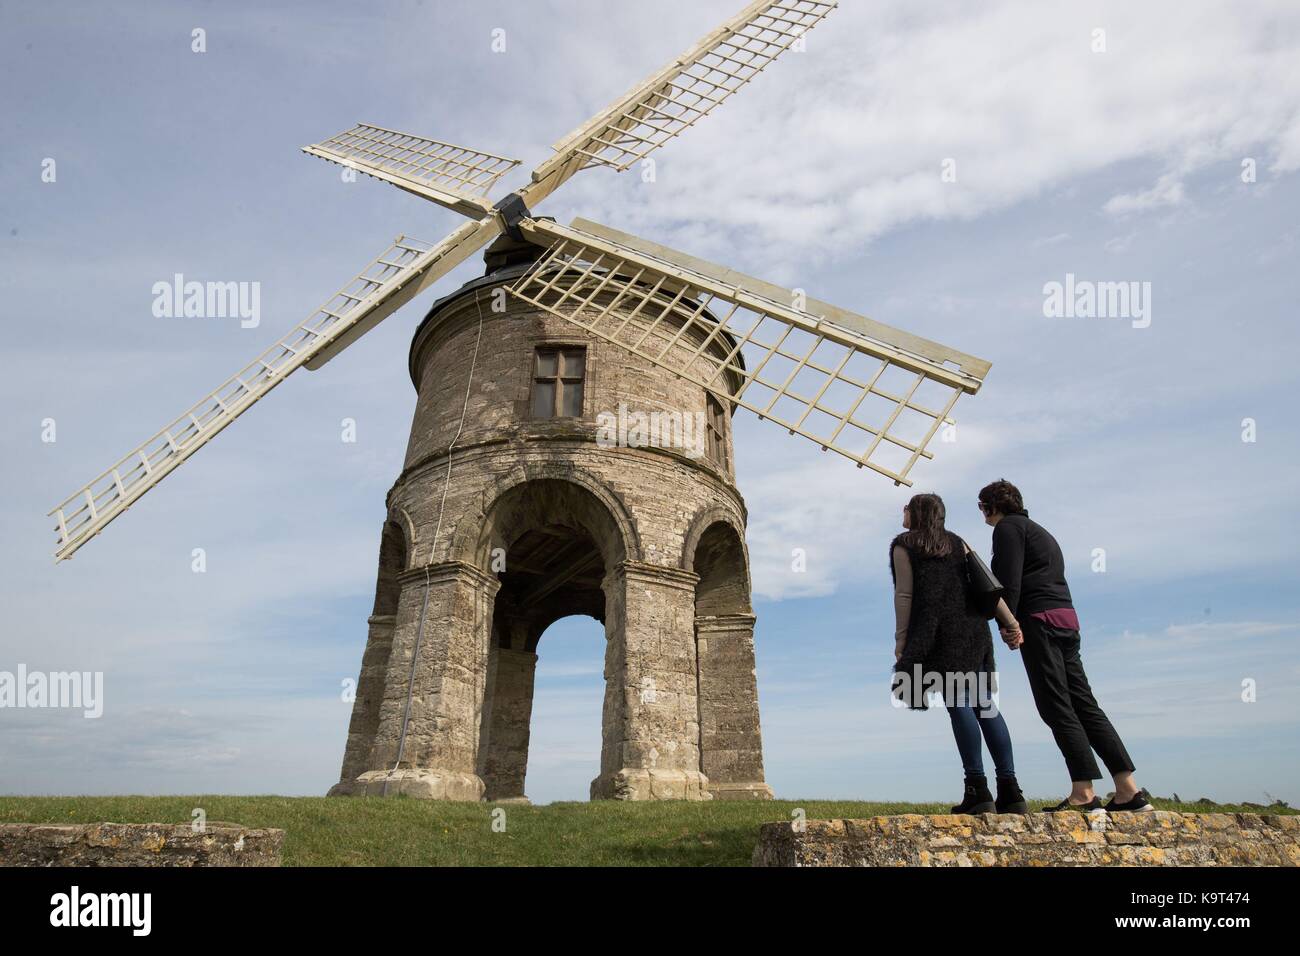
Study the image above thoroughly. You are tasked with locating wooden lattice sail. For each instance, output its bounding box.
[303,124,520,219]
[536,1,838,178]
[509,217,989,484]
[49,219,501,560]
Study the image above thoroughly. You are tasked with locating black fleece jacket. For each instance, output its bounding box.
[989,511,1074,618]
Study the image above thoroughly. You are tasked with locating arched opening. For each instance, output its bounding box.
[691,520,771,799]
[336,519,407,787]
[473,478,628,802]
[373,520,408,617]
[693,521,751,618]
[522,614,607,803]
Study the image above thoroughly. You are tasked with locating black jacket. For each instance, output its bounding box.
[890,530,995,710]
[989,511,1073,618]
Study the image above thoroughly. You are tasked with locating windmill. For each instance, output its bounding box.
[47,1,992,802]
[48,0,989,562]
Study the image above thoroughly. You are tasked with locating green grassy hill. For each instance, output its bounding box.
[1,796,1291,866]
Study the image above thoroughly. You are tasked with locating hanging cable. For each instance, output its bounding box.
[386,288,487,795]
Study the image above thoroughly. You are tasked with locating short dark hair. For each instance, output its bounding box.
[978,479,1023,516]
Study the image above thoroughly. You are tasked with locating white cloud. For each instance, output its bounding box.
[1033,232,1071,248]
[1104,173,1187,217]
[1104,232,1137,253]
[551,0,1300,266]
[1269,114,1300,172]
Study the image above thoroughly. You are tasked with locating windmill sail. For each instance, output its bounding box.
[49,1,991,562]
[526,0,837,201]
[48,218,501,561]
[509,216,991,485]
[304,123,520,219]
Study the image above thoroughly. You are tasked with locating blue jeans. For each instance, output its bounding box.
[946,699,1016,778]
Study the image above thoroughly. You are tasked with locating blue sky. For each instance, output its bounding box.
[2,0,1299,806]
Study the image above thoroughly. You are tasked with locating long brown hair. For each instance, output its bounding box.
[900,493,952,558]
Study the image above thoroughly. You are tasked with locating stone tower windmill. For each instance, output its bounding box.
[330,233,767,802]
[48,1,991,802]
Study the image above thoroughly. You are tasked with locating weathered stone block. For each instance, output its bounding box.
[0,823,283,867]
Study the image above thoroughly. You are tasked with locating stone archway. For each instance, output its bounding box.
[469,476,710,802]
[333,472,713,802]
[473,479,620,802]
[688,516,773,801]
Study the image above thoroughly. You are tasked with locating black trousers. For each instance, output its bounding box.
[1019,616,1135,782]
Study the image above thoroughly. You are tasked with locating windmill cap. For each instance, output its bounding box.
[483,220,553,275]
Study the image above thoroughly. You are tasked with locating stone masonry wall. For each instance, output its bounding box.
[401,291,749,574]
[753,812,1300,866]
[0,823,284,867]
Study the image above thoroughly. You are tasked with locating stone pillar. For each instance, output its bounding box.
[696,612,774,800]
[591,561,711,801]
[478,647,538,802]
[329,614,396,793]
[339,561,499,800]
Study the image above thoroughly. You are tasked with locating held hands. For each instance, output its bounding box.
[999,623,1024,650]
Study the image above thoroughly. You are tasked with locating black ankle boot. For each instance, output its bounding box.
[951,774,995,814]
[995,775,1028,814]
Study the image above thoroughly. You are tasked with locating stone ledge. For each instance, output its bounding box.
[591,768,713,801]
[708,781,775,801]
[0,823,284,867]
[333,768,486,801]
[752,811,1300,867]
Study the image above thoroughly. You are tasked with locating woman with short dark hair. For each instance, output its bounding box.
[890,493,1027,814]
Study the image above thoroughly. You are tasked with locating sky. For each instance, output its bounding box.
[2,0,1299,807]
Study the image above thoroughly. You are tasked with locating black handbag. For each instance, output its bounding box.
[962,540,1005,620]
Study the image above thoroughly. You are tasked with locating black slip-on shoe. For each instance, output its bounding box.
[1104,788,1154,812]
[1043,796,1105,813]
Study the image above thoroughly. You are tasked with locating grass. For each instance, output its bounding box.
[1,795,1293,866]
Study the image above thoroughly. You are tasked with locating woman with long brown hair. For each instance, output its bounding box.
[890,493,1027,814]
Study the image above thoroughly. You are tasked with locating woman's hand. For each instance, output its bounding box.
[999,623,1023,650]
[993,598,1022,649]
[894,638,906,662]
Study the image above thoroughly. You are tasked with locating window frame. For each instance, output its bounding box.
[530,344,587,420]
[705,392,729,469]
